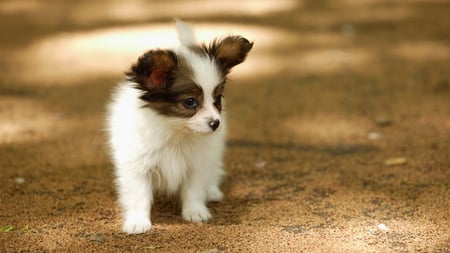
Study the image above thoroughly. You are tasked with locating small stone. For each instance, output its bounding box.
[384,157,407,166]
[255,161,267,169]
[368,131,382,140]
[377,223,389,231]
[14,177,25,184]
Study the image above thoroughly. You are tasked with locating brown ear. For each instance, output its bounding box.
[126,50,177,90]
[208,36,253,74]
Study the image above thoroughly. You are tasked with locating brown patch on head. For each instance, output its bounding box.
[141,80,204,118]
[206,36,253,74]
[127,52,205,118]
[126,49,177,91]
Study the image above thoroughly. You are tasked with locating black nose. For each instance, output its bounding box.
[209,119,220,131]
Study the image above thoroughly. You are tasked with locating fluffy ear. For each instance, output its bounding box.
[126,50,177,90]
[209,36,253,74]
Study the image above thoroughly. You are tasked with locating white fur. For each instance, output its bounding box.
[106,22,226,234]
[179,46,224,134]
[176,19,196,46]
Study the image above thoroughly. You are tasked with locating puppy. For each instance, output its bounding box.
[106,20,252,234]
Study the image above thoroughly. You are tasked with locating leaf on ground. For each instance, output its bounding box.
[144,245,163,249]
[375,117,392,126]
[1,225,14,232]
[444,182,450,189]
[200,249,220,253]
[89,233,105,243]
[384,157,407,166]
[283,225,307,234]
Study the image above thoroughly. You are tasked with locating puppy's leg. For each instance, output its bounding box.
[181,167,212,222]
[181,159,225,222]
[205,133,226,202]
[116,169,153,234]
[205,166,224,202]
[205,140,225,202]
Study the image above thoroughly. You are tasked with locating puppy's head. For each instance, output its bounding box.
[127,35,253,134]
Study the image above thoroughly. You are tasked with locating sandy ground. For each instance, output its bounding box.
[0,0,449,252]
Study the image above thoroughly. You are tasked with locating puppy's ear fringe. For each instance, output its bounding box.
[126,49,178,91]
[207,35,253,74]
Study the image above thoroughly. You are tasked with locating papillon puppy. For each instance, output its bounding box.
[106,20,252,234]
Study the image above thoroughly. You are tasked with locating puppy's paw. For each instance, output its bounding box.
[206,187,224,202]
[123,212,152,234]
[182,204,211,223]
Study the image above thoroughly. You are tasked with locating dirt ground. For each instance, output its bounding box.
[0,0,449,252]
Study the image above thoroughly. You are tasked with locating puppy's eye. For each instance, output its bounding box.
[183,97,199,109]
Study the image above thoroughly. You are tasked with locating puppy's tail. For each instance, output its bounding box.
[175,19,196,46]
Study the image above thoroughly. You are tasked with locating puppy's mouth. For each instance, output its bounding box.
[190,127,221,135]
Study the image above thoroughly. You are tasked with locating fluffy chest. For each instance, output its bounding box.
[146,134,210,194]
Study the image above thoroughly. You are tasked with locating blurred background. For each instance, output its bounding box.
[0,0,449,252]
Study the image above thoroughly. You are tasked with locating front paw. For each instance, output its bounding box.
[206,187,224,202]
[123,211,152,234]
[182,204,211,223]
